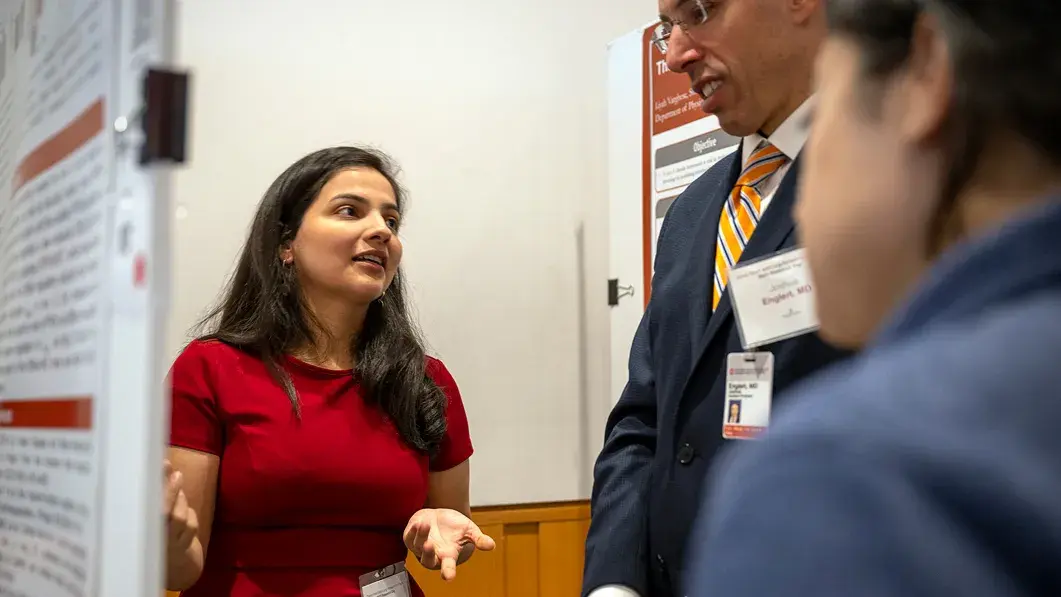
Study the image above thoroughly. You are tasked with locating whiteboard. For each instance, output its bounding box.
[606,26,649,404]
[605,23,734,403]
[0,1,177,595]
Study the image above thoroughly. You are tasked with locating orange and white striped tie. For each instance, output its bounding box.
[711,142,789,311]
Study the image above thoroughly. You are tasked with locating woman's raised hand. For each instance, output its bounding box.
[163,459,199,556]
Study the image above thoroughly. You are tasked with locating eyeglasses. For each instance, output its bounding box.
[651,0,714,54]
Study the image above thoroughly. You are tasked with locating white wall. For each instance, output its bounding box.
[167,0,653,506]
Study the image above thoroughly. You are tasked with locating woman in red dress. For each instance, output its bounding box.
[161,146,494,596]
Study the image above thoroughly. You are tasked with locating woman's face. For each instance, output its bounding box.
[795,30,951,348]
[282,167,403,305]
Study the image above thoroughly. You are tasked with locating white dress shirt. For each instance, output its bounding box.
[739,95,813,214]
[588,585,641,597]
[585,96,814,597]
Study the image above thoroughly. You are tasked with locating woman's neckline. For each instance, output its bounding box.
[281,353,353,378]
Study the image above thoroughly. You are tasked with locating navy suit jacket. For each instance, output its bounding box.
[582,146,851,596]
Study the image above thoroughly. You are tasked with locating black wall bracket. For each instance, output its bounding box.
[139,67,190,165]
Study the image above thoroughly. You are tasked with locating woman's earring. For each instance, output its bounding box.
[279,259,294,290]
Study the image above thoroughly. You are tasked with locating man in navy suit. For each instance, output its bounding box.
[582,1,850,596]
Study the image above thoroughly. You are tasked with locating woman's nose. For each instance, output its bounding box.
[366,212,392,240]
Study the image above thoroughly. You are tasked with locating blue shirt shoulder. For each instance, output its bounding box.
[685,291,1061,597]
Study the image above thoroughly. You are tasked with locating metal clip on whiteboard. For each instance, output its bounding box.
[607,278,636,306]
[138,67,190,165]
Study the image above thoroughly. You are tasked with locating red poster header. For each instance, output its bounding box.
[0,396,93,430]
[644,26,704,136]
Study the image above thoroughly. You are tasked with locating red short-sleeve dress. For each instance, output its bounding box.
[167,339,473,597]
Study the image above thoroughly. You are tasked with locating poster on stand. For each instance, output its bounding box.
[0,1,176,595]
[641,24,739,301]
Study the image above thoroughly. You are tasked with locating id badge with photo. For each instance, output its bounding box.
[727,246,819,349]
[358,562,412,597]
[722,352,774,440]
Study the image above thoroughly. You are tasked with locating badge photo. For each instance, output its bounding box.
[723,352,774,440]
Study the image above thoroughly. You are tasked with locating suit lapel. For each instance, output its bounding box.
[685,151,742,353]
[684,155,804,394]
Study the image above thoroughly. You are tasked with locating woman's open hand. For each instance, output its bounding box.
[403,508,496,580]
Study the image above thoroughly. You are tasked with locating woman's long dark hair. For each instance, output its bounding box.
[195,146,447,454]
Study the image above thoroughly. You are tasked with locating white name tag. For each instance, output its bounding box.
[723,352,773,440]
[359,562,412,597]
[727,247,819,349]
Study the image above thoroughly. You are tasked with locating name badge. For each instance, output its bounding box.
[358,562,412,597]
[727,247,819,349]
[723,352,773,440]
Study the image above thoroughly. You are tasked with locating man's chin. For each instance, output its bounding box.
[714,112,758,139]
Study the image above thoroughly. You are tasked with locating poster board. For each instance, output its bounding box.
[640,25,739,303]
[607,24,738,402]
[0,1,177,595]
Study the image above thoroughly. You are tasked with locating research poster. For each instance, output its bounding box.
[0,0,172,595]
[641,24,739,298]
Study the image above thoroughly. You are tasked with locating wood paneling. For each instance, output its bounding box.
[538,517,592,595]
[164,500,590,597]
[409,501,590,597]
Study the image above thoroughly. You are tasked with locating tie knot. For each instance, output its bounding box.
[737,142,787,189]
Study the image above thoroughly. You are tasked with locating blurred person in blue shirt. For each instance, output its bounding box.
[684,0,1061,595]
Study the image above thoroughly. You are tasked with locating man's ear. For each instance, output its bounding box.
[893,11,951,146]
[789,0,823,25]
